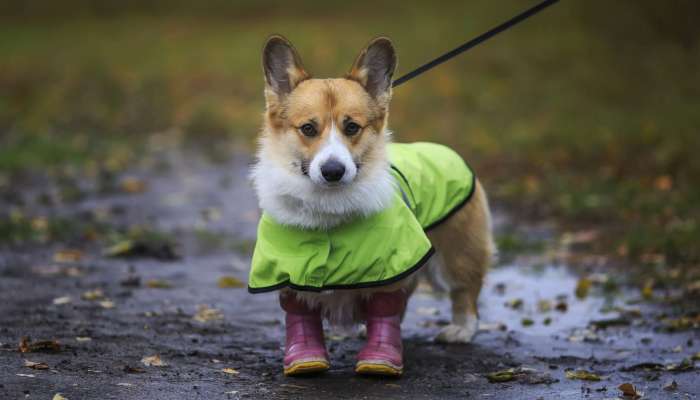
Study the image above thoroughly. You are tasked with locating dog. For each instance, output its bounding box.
[248,35,494,377]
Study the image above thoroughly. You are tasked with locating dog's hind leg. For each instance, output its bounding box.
[427,181,494,344]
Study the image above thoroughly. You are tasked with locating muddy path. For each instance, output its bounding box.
[1,145,698,399]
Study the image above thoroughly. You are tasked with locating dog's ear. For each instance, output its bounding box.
[262,35,309,97]
[348,37,396,101]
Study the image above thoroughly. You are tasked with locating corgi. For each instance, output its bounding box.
[249,35,494,377]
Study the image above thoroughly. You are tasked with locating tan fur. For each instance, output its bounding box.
[264,78,387,170]
[426,182,494,323]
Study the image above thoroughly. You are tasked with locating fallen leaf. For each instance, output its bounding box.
[662,316,700,332]
[120,177,148,194]
[24,360,49,370]
[641,281,654,300]
[672,345,683,353]
[665,358,694,372]
[663,380,678,391]
[589,317,631,329]
[75,337,92,342]
[486,367,555,384]
[537,300,552,313]
[99,300,115,309]
[141,355,167,367]
[52,296,72,305]
[116,383,133,387]
[565,370,601,381]
[52,394,68,400]
[505,298,523,309]
[222,368,239,375]
[653,175,672,191]
[618,383,642,399]
[217,276,245,289]
[521,318,534,327]
[693,351,700,361]
[103,240,135,257]
[81,289,104,301]
[19,337,61,353]
[146,279,172,289]
[543,317,552,326]
[193,305,224,323]
[575,277,592,299]
[555,301,568,312]
[103,233,180,260]
[53,249,83,263]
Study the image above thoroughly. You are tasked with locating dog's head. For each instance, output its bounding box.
[260,35,396,188]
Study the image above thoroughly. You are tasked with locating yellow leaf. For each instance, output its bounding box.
[193,305,224,323]
[53,249,83,263]
[222,368,239,375]
[565,370,601,381]
[486,369,516,383]
[146,279,172,289]
[52,394,68,400]
[575,278,592,299]
[81,289,104,301]
[641,281,654,300]
[103,240,134,257]
[218,276,245,289]
[141,355,167,367]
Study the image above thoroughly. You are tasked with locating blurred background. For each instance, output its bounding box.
[1,0,699,270]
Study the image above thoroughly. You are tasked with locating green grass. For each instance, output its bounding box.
[1,0,699,267]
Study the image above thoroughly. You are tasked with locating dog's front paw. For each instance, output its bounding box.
[435,320,477,344]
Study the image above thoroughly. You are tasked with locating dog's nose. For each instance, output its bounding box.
[320,159,346,182]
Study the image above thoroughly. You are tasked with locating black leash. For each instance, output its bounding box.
[392,0,559,88]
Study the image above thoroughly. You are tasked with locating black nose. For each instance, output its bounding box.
[320,159,346,182]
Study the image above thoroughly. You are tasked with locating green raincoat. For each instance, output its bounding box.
[248,142,475,293]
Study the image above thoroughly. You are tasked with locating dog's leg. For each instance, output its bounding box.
[428,181,493,344]
[436,287,479,343]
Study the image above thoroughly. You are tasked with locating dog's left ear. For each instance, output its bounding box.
[348,37,397,102]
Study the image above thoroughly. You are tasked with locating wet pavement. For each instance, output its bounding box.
[1,144,698,399]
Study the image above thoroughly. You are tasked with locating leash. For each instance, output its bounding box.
[391,0,559,88]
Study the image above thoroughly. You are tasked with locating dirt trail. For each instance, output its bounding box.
[1,147,698,399]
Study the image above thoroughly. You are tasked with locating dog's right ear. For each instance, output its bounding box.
[262,35,309,98]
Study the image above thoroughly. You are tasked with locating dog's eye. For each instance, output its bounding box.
[299,123,317,137]
[344,122,361,136]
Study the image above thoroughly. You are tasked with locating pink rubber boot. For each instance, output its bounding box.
[356,290,407,376]
[280,293,330,376]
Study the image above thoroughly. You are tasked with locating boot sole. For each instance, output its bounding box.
[355,360,403,377]
[284,360,330,376]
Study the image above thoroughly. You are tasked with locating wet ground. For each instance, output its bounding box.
[1,143,698,399]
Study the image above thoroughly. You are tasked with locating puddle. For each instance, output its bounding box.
[405,263,615,337]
